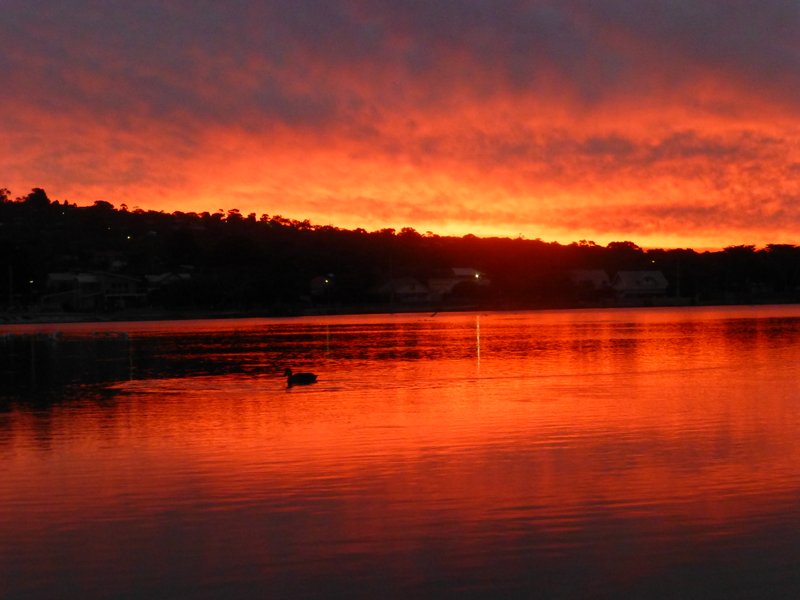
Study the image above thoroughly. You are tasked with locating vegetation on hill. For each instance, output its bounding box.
[2,187,799,315]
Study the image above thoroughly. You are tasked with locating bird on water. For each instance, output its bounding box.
[284,368,318,387]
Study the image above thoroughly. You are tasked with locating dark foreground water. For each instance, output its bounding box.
[3,306,800,599]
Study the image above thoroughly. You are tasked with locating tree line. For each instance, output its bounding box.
[2,187,799,314]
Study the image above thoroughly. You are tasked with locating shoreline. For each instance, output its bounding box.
[3,296,799,326]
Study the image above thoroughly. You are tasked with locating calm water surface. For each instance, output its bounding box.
[3,306,800,599]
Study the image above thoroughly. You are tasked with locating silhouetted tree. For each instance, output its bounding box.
[21,188,51,209]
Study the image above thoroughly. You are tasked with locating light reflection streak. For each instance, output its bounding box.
[476,314,481,371]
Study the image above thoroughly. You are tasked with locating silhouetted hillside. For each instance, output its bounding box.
[2,187,800,317]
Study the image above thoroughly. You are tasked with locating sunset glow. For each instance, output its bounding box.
[3,1,799,248]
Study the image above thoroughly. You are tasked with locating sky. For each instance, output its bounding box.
[2,1,799,249]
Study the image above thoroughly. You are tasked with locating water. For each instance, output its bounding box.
[3,306,800,599]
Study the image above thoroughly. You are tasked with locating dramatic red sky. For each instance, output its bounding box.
[2,1,799,248]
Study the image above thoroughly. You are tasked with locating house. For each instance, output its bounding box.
[41,272,102,311]
[569,269,611,291]
[99,272,147,309]
[612,271,669,298]
[374,277,431,304]
[145,271,192,292]
[310,274,336,299]
[40,271,146,311]
[570,269,613,302]
[427,267,489,299]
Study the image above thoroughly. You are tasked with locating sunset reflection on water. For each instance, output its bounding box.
[3,307,800,598]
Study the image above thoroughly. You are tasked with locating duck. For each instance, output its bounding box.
[284,368,318,387]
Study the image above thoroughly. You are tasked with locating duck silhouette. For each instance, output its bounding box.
[284,368,318,387]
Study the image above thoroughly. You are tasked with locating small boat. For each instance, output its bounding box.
[284,368,318,387]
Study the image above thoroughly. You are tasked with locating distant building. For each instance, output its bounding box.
[145,272,191,288]
[570,269,611,290]
[100,272,147,309]
[41,272,100,311]
[310,274,335,299]
[40,271,147,311]
[427,267,489,300]
[145,272,192,298]
[612,271,669,298]
[373,277,431,304]
[569,269,613,302]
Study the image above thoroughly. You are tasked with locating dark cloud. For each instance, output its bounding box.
[580,1,800,80]
[5,0,798,126]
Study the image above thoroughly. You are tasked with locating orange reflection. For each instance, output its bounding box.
[5,310,800,597]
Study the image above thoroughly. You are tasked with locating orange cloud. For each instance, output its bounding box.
[2,1,799,248]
